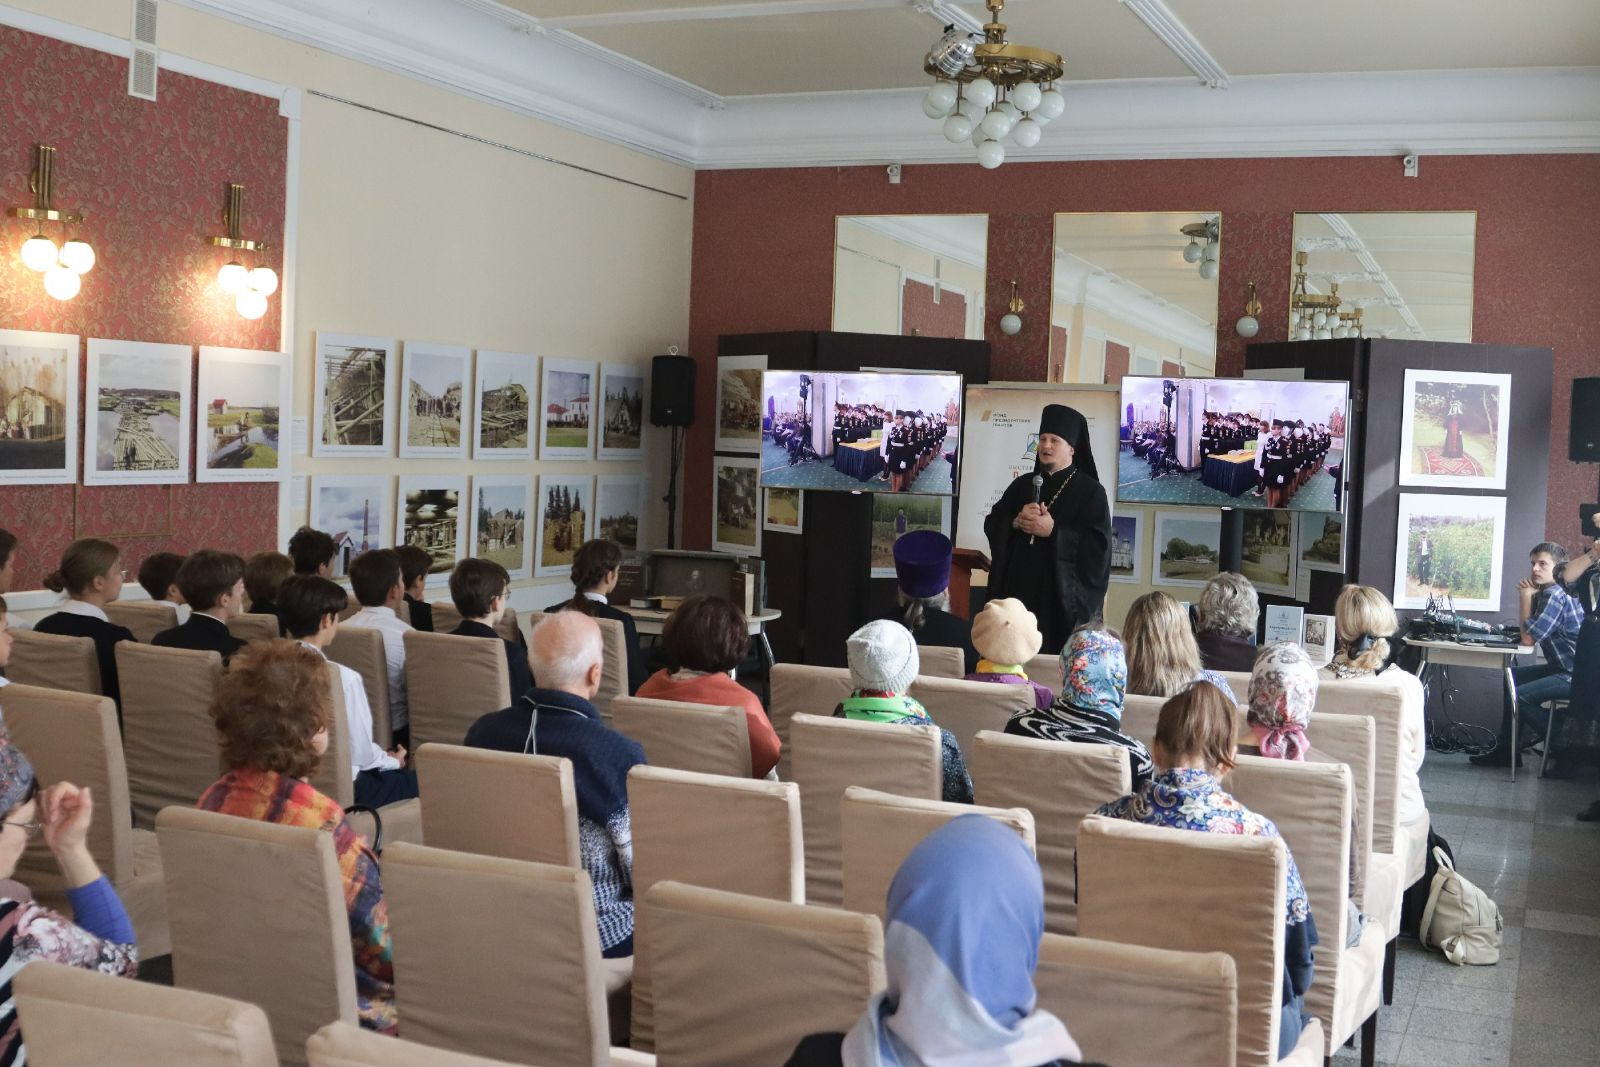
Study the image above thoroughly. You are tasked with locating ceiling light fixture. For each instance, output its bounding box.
[8,144,95,302]
[207,182,277,320]
[1179,218,1220,281]
[1290,250,1364,340]
[922,0,1064,170]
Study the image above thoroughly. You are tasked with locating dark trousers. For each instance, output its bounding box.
[1495,662,1571,748]
[602,932,633,959]
[354,767,420,807]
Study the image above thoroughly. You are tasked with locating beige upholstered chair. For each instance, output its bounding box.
[528,612,628,720]
[228,612,281,643]
[1119,693,1165,749]
[627,765,803,1051]
[337,596,361,622]
[1226,755,1383,1061]
[969,730,1131,934]
[105,599,181,643]
[2,682,170,956]
[7,629,101,694]
[1314,679,1425,883]
[916,645,965,679]
[1034,934,1238,1067]
[117,642,224,829]
[1025,652,1060,687]
[308,1022,532,1067]
[768,664,853,778]
[16,962,279,1067]
[325,627,391,750]
[1217,670,1252,703]
[644,881,885,1067]
[1076,816,1326,1067]
[404,631,511,750]
[306,663,423,850]
[157,807,358,1067]
[429,600,464,634]
[415,743,580,867]
[611,696,752,778]
[497,605,522,645]
[905,674,1032,759]
[789,713,942,907]
[840,785,1035,919]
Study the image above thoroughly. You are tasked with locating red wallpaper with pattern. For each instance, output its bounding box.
[0,26,287,591]
[687,156,1600,549]
[901,278,966,339]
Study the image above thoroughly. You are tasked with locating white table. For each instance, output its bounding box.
[1404,637,1536,781]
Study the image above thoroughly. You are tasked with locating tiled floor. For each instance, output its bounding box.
[1331,753,1600,1067]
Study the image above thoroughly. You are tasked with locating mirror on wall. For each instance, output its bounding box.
[1290,212,1477,342]
[832,215,988,341]
[1050,212,1221,385]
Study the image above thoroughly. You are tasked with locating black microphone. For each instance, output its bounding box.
[1028,473,1044,544]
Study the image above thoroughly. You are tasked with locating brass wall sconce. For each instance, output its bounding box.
[999,279,1025,336]
[8,144,95,301]
[1236,281,1262,338]
[207,182,277,320]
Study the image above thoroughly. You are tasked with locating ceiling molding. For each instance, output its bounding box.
[1118,0,1229,88]
[538,0,950,31]
[845,214,987,268]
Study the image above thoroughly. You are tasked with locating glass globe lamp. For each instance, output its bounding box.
[236,288,269,320]
[59,239,96,274]
[20,233,58,273]
[218,261,249,294]
[1236,315,1260,338]
[43,264,81,300]
[249,266,279,296]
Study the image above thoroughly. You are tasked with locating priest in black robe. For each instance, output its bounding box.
[984,404,1112,654]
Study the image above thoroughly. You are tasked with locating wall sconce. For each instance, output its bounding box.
[1235,281,1263,338]
[999,280,1025,336]
[7,144,95,301]
[206,182,277,320]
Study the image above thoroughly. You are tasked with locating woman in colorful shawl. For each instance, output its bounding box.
[1096,682,1318,1061]
[833,620,972,803]
[1005,629,1153,789]
[198,639,396,1033]
[784,814,1099,1067]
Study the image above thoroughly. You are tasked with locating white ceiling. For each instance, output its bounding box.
[1054,212,1219,326]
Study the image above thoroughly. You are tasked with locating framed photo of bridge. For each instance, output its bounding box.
[196,347,289,483]
[84,338,192,486]
[0,328,79,486]
[471,350,537,460]
[312,332,396,458]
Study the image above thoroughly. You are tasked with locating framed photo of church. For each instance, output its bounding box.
[540,358,596,460]
[1398,369,1510,491]
[0,328,79,485]
[469,475,533,580]
[597,363,646,460]
[1108,510,1146,585]
[536,474,595,577]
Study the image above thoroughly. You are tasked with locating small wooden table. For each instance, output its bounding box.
[1404,637,1536,781]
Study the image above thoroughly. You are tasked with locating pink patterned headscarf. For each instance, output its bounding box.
[1246,643,1319,760]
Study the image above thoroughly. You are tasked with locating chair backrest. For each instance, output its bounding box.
[905,674,1033,758]
[497,606,521,645]
[1217,670,1252,703]
[1313,679,1407,853]
[1034,934,1237,1067]
[627,765,804,1051]
[429,600,464,634]
[612,695,752,777]
[117,643,224,829]
[840,785,1035,919]
[337,596,360,622]
[157,807,356,1067]
[768,663,853,778]
[644,880,885,1067]
[789,713,942,907]
[229,613,281,643]
[15,961,280,1067]
[1025,652,1060,687]
[7,629,100,694]
[528,611,627,721]
[1076,815,1289,1067]
[969,730,1131,933]
[105,599,180,643]
[307,662,356,808]
[1122,691,1246,750]
[1305,711,1375,899]
[415,743,581,867]
[917,645,965,679]
[381,842,610,1067]
[403,631,511,750]
[324,627,390,750]
[307,1023,525,1067]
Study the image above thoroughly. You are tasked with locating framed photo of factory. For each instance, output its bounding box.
[397,476,466,585]
[1108,509,1147,585]
[596,474,645,553]
[536,474,595,578]
[471,351,537,460]
[0,328,79,485]
[597,362,647,460]
[310,474,392,578]
[715,354,765,454]
[1398,369,1510,491]
[399,342,471,459]
[712,454,762,556]
[83,338,192,486]
[195,347,289,483]
[312,332,396,458]
[540,358,596,460]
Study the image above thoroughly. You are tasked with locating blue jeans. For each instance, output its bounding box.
[1497,663,1571,748]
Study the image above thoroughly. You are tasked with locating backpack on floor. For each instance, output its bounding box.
[1418,846,1502,965]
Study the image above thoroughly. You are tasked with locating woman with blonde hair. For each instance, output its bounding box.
[1122,591,1232,699]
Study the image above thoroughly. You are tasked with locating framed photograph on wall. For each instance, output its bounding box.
[597,362,647,460]
[469,474,533,581]
[399,342,471,459]
[764,487,804,535]
[712,454,761,556]
[196,347,288,482]
[471,350,537,459]
[1240,510,1297,597]
[540,358,596,460]
[1398,369,1511,490]
[313,332,396,457]
[714,354,765,453]
[396,475,466,585]
[84,339,192,486]
[0,329,79,485]
[1153,510,1222,589]
[869,493,950,577]
[310,474,392,578]
[1109,510,1146,585]
[1393,492,1507,611]
[596,474,645,552]
[536,474,595,577]
[1298,510,1346,574]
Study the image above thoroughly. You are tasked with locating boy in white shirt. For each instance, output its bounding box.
[341,548,413,750]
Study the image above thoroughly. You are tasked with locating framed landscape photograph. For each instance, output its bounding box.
[1109,510,1146,585]
[869,494,951,578]
[84,339,192,486]
[472,350,537,459]
[1393,492,1507,611]
[540,358,596,460]
[596,474,645,552]
[0,329,78,485]
[1153,510,1222,588]
[397,476,466,584]
[313,332,395,457]
[1240,510,1296,596]
[196,347,288,482]
[1398,369,1511,490]
[714,354,765,453]
[536,474,595,577]
[712,454,761,556]
[597,363,647,460]
[310,474,392,578]
[399,342,470,459]
[1298,511,1346,574]
[469,475,533,581]
[764,487,804,535]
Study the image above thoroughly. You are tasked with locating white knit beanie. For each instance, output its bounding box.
[846,619,921,694]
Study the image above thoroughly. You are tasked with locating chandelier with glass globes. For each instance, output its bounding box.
[922,0,1065,170]
[1290,251,1365,340]
[1179,219,1220,281]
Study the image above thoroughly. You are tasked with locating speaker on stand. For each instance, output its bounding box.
[651,350,696,550]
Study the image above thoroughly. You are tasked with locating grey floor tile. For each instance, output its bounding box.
[1414,981,1516,1018]
[1523,909,1600,937]
[1405,1006,1513,1048]
[1379,1004,1413,1033]
[1507,1020,1600,1060]
[1395,1032,1510,1066]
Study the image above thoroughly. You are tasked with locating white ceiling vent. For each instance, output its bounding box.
[129,0,158,101]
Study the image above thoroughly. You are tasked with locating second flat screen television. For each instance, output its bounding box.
[759,370,962,496]
[1118,375,1350,513]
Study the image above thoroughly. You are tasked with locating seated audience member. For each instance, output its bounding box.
[342,549,412,750]
[288,526,337,577]
[199,640,396,1032]
[1124,591,1233,699]
[464,612,645,958]
[136,551,190,625]
[243,550,293,635]
[635,594,781,778]
[1006,628,1152,789]
[34,539,137,707]
[1195,572,1260,673]
[546,539,643,694]
[886,530,978,675]
[447,558,534,704]
[964,598,1053,710]
[394,544,435,633]
[785,814,1095,1067]
[0,529,16,594]
[151,550,248,661]
[1097,682,1317,1060]
[279,575,416,807]
[835,620,973,804]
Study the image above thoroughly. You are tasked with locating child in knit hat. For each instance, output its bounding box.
[964,598,1053,710]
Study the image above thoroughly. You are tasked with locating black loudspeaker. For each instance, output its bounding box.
[651,355,696,427]
[1573,377,1600,462]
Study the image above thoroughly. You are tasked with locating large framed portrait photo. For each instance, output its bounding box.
[1398,369,1511,491]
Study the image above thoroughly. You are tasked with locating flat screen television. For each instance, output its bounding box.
[759,370,962,496]
[1116,375,1350,513]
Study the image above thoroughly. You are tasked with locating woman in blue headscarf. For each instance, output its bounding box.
[784,815,1097,1067]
